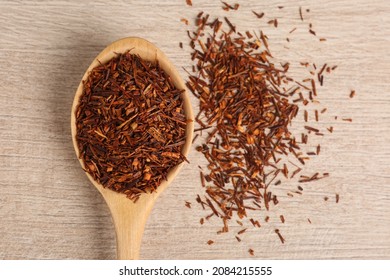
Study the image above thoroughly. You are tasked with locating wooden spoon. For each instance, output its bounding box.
[70,37,194,259]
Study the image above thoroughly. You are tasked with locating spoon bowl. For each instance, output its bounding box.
[71,37,194,259]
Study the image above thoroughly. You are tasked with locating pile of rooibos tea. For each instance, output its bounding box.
[76,52,187,201]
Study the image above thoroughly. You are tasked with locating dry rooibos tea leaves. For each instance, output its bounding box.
[76,52,187,201]
[183,5,352,246]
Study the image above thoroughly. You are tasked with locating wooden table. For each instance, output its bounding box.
[0,0,389,259]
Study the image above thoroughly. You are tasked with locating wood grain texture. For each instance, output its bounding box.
[0,0,389,259]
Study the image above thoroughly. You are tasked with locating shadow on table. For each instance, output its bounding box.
[46,28,119,260]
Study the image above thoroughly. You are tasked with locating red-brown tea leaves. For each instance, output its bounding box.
[186,14,307,228]
[76,52,187,201]
[185,11,337,239]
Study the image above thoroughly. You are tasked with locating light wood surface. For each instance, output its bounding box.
[0,0,389,260]
[71,37,194,259]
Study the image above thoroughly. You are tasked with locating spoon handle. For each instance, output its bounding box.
[107,195,156,259]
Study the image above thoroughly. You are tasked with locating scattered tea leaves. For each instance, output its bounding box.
[182,2,352,248]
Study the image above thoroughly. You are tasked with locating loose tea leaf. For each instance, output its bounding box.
[299,7,304,21]
[275,229,285,244]
[76,52,187,201]
[252,11,264,19]
[221,1,239,11]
